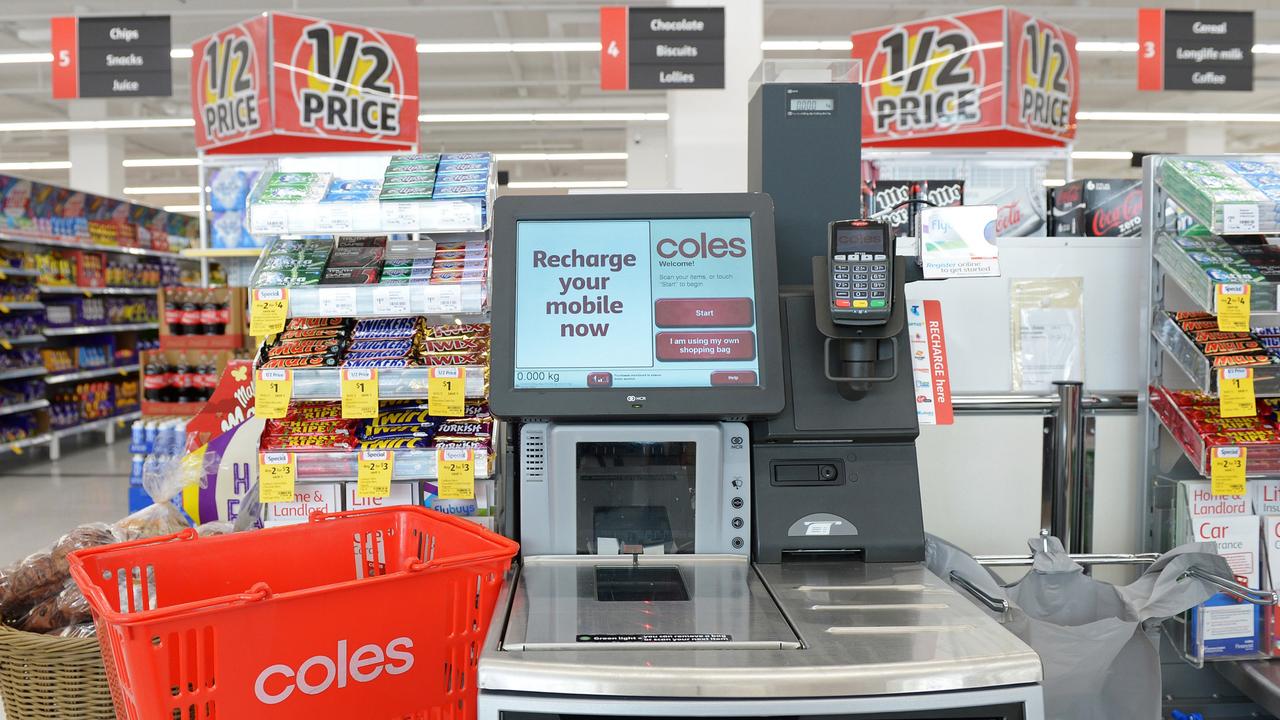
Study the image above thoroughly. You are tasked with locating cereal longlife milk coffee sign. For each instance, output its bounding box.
[192,13,418,154]
[852,7,1078,147]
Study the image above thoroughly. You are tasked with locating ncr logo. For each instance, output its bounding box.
[254,637,414,705]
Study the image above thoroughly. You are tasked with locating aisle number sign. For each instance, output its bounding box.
[428,367,466,417]
[599,6,725,91]
[256,368,293,419]
[437,448,475,499]
[341,368,379,418]
[1215,283,1250,331]
[258,452,297,502]
[51,15,174,99]
[356,449,394,498]
[1219,367,1256,418]
[1138,9,1254,92]
[1211,446,1247,496]
[250,288,289,336]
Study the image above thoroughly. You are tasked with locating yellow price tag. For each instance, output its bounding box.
[258,452,297,503]
[437,448,475,499]
[1219,367,1257,418]
[341,368,379,418]
[1216,283,1251,332]
[0,339,13,351]
[250,288,289,336]
[255,368,293,419]
[1211,446,1247,496]
[428,367,466,417]
[356,449,394,499]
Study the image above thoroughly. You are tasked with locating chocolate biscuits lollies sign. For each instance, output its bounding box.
[600,6,725,91]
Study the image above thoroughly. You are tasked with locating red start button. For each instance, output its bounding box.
[587,372,613,388]
[654,298,754,328]
[710,371,758,386]
[655,331,756,361]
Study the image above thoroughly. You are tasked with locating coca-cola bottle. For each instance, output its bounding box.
[164,289,183,335]
[180,292,201,336]
[196,355,218,401]
[201,292,224,336]
[143,357,165,402]
[173,359,195,402]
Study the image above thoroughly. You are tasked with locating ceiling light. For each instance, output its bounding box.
[1254,44,1280,54]
[169,48,193,59]
[761,40,853,51]
[417,41,600,53]
[0,52,53,64]
[123,185,201,195]
[494,152,628,161]
[1078,111,1280,122]
[0,161,70,171]
[421,112,667,123]
[1075,41,1139,53]
[1043,179,1066,187]
[123,157,200,168]
[0,118,194,133]
[163,204,209,213]
[1071,151,1134,160]
[507,180,628,189]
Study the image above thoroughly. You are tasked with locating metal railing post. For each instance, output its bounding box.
[1042,381,1085,551]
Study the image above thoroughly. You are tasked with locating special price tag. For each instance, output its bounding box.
[250,288,289,336]
[1211,446,1247,496]
[1216,283,1251,332]
[256,368,293,419]
[356,449,394,499]
[437,447,475,499]
[428,367,465,417]
[341,368,379,418]
[1219,367,1257,418]
[258,452,297,503]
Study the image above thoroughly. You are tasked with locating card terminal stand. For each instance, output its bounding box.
[481,185,1045,719]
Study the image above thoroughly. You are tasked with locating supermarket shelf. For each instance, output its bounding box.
[50,410,141,440]
[0,231,192,259]
[1154,231,1280,328]
[268,283,488,321]
[0,399,49,417]
[0,432,52,455]
[0,268,41,279]
[286,365,487,401]
[1149,386,1280,478]
[39,285,158,296]
[0,335,46,347]
[1150,310,1280,395]
[0,302,44,311]
[0,367,46,381]
[44,322,159,336]
[182,247,264,259]
[46,364,140,384]
[1217,661,1280,717]
[292,447,494,481]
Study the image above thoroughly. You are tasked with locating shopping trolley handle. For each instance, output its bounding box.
[948,571,1010,614]
[1178,567,1279,606]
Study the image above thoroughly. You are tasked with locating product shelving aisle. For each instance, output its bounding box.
[247,152,499,529]
[1142,154,1280,708]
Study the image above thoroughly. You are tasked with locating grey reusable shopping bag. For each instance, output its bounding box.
[926,534,1232,720]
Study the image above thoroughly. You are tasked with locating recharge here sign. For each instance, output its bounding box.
[513,219,761,390]
[851,8,1078,147]
[191,12,418,154]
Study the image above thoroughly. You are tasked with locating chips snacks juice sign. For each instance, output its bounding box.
[853,7,1077,147]
[192,13,418,154]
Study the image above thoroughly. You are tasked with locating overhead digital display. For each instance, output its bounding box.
[514,218,760,390]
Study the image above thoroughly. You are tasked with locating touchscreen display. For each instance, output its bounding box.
[513,218,760,389]
[835,226,888,255]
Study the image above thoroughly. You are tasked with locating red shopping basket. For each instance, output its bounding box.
[67,506,518,720]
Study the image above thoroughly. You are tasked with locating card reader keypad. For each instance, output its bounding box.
[836,253,889,310]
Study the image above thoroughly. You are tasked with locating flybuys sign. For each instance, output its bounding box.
[852,7,1078,146]
[191,12,418,153]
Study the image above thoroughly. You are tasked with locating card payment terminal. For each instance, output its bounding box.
[829,219,892,324]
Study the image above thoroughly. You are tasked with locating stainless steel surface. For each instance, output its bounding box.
[481,559,1042,698]
[1044,382,1083,550]
[948,571,1010,614]
[952,392,1137,415]
[504,555,799,651]
[975,552,1160,567]
[1180,566,1280,606]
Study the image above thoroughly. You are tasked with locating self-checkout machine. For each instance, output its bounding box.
[477,59,1042,720]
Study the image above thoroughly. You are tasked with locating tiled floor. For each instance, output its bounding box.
[0,437,131,720]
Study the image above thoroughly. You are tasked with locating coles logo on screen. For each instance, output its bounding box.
[197,26,261,142]
[287,22,408,137]
[656,232,746,264]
